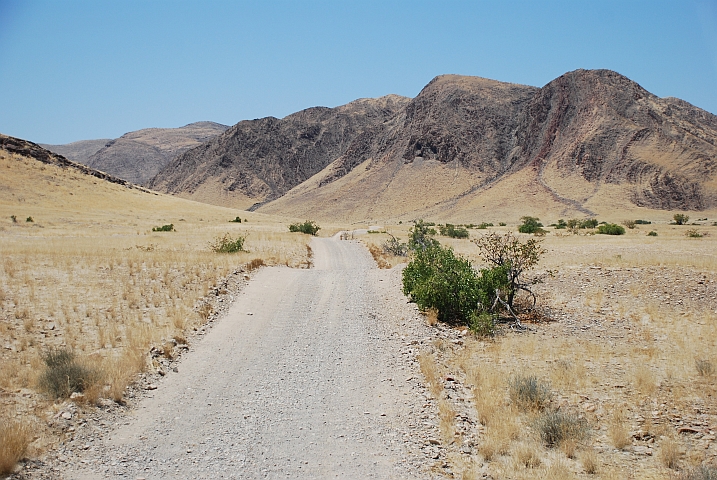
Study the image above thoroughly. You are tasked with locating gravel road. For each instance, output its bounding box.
[64,236,438,479]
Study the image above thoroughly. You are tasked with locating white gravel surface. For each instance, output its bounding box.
[59,237,444,479]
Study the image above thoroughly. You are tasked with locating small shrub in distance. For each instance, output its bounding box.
[635,219,652,225]
[686,229,704,238]
[509,375,552,410]
[152,224,174,232]
[695,359,714,377]
[647,231,658,236]
[209,233,246,253]
[288,220,320,236]
[579,218,599,229]
[597,223,625,235]
[553,219,567,229]
[408,220,438,251]
[229,216,242,223]
[518,216,544,234]
[534,409,588,448]
[673,213,690,225]
[439,224,469,239]
[38,348,97,399]
[477,222,494,229]
[10,215,17,223]
[25,216,33,222]
[498,222,507,226]
[622,219,636,229]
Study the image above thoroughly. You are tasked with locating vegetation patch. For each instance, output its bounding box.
[534,409,589,448]
[289,220,320,236]
[518,216,546,235]
[0,416,32,475]
[596,223,625,235]
[209,233,246,253]
[229,216,242,223]
[38,348,98,399]
[439,223,469,239]
[152,224,174,232]
[509,375,552,411]
[673,213,690,225]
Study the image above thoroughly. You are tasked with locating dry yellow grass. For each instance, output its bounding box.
[0,149,312,470]
[0,415,32,475]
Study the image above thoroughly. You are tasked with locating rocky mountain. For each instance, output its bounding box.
[43,122,228,185]
[148,96,409,209]
[153,70,717,220]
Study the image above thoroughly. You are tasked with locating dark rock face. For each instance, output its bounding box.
[149,96,410,202]
[152,70,717,211]
[40,139,110,164]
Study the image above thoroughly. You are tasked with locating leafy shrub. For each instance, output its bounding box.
[473,232,546,309]
[10,215,17,223]
[38,348,97,399]
[553,219,567,229]
[635,219,652,225]
[289,220,320,235]
[518,216,544,234]
[468,311,495,336]
[402,244,485,324]
[408,220,439,251]
[534,410,589,447]
[209,233,246,253]
[622,220,636,229]
[498,222,507,226]
[597,223,625,235]
[580,218,599,229]
[673,213,690,225]
[477,222,494,229]
[439,224,470,239]
[686,229,704,238]
[152,224,174,232]
[381,234,408,257]
[647,231,658,236]
[509,375,552,410]
[25,216,33,222]
[229,216,242,223]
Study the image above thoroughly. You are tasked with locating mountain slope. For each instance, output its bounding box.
[40,139,110,164]
[149,70,717,221]
[148,95,410,209]
[42,122,229,185]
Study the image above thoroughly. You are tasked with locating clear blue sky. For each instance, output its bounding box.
[1,0,715,145]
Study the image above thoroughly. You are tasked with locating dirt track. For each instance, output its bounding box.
[65,236,436,479]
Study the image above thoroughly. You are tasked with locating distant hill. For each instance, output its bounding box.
[42,121,228,185]
[40,139,110,164]
[148,69,717,222]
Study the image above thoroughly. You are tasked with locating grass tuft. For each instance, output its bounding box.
[0,416,32,475]
[37,348,98,399]
[534,409,589,448]
[509,375,552,411]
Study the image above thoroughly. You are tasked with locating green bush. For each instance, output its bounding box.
[635,219,652,225]
[408,220,439,251]
[229,216,242,223]
[289,220,320,235]
[152,224,174,232]
[580,218,599,229]
[647,231,658,236]
[596,223,625,235]
[25,216,33,223]
[439,224,469,239]
[509,375,552,411]
[673,213,690,225]
[518,216,544,234]
[477,222,494,229]
[686,229,704,238]
[209,233,246,253]
[468,311,495,336]
[38,349,97,399]
[534,410,589,447]
[553,219,567,229]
